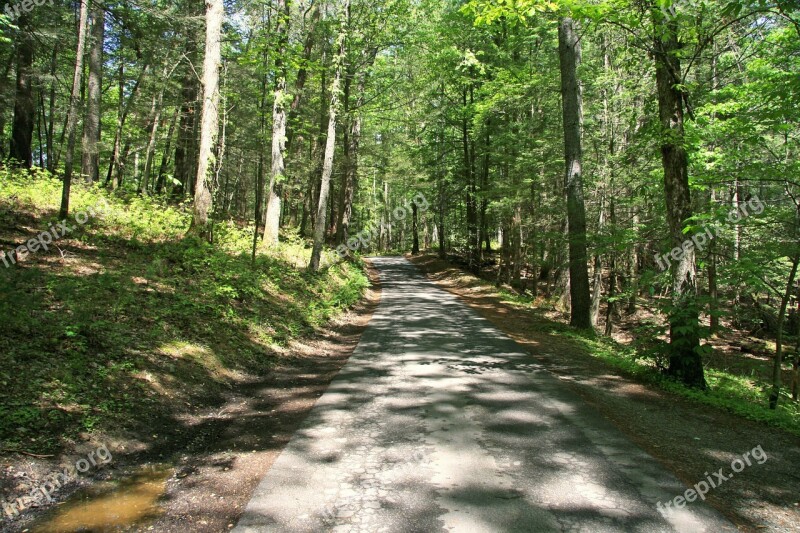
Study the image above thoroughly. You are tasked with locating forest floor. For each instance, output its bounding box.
[2,265,380,533]
[0,172,374,532]
[408,253,800,532]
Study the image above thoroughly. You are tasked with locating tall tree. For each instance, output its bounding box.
[310,0,349,272]
[558,17,591,329]
[191,0,224,240]
[652,5,705,388]
[81,0,104,183]
[9,14,34,168]
[263,0,290,247]
[59,0,90,218]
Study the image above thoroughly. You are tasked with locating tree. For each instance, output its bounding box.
[652,5,705,388]
[263,0,290,247]
[81,0,104,183]
[558,16,592,329]
[9,13,34,168]
[59,0,90,218]
[191,0,224,240]
[309,0,349,272]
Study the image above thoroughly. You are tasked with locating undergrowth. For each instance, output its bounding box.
[0,169,369,453]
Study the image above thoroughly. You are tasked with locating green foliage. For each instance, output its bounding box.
[0,170,369,453]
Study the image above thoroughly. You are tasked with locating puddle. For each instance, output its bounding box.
[30,465,172,533]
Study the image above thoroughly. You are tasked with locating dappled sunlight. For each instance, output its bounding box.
[234,258,733,532]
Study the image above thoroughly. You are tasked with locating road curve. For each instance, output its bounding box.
[233,257,734,533]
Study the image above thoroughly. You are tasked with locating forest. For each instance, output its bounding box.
[0,0,799,530]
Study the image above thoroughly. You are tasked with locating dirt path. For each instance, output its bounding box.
[408,254,800,532]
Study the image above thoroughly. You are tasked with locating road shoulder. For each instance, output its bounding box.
[408,254,800,533]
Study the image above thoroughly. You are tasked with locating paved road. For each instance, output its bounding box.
[234,257,733,533]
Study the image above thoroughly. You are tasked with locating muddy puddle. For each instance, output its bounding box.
[29,465,172,532]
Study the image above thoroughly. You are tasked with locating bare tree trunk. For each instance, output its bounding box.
[590,195,605,328]
[309,0,348,272]
[792,287,800,401]
[191,0,223,241]
[0,53,13,160]
[412,202,420,255]
[558,17,591,329]
[263,0,290,247]
[141,90,163,194]
[9,14,35,168]
[46,47,57,171]
[286,1,320,151]
[653,7,705,388]
[59,0,90,218]
[81,0,104,183]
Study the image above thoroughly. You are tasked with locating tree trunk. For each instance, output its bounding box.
[45,46,57,171]
[793,287,800,401]
[10,14,35,168]
[191,0,223,241]
[263,0,290,247]
[141,90,163,194]
[286,1,320,151]
[174,42,200,198]
[336,54,372,246]
[104,62,147,188]
[590,193,606,327]
[309,0,348,272]
[81,0,104,183]
[558,17,591,329]
[412,202,420,255]
[155,107,179,194]
[58,0,90,218]
[653,7,705,388]
[770,253,800,409]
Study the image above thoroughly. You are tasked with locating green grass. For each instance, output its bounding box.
[492,279,800,437]
[0,168,369,453]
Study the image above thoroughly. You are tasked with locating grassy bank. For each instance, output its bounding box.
[0,168,368,454]
[413,254,800,437]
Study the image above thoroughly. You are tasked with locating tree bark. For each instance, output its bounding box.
[310,0,349,272]
[104,62,147,188]
[558,17,591,329]
[263,0,290,247]
[336,56,373,245]
[191,0,223,241]
[9,14,35,168]
[81,0,104,183]
[58,0,90,218]
[653,7,706,388]
[412,202,420,255]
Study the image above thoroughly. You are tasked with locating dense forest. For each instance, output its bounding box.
[2,0,800,458]
[1,0,800,530]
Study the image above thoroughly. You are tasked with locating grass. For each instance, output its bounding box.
[0,168,369,454]
[491,287,800,437]
[422,259,800,437]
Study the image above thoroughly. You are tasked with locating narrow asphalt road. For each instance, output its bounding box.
[234,257,734,533]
